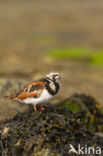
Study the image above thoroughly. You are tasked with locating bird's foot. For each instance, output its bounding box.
[40,106,45,110]
[37,104,45,110]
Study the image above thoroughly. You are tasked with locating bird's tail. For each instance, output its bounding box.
[4,94,17,100]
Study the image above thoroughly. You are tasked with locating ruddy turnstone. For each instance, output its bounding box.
[6,72,61,112]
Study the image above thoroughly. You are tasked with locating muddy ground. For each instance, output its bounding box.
[0,0,103,120]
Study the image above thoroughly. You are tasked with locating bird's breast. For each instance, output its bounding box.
[40,89,53,101]
[22,89,53,105]
[46,82,60,95]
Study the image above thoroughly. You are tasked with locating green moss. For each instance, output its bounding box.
[64,100,82,112]
[47,48,103,66]
[91,51,103,64]
[48,48,90,59]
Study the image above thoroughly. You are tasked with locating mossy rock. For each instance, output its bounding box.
[61,93,103,132]
[0,104,103,156]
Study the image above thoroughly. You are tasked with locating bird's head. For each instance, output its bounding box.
[46,72,61,82]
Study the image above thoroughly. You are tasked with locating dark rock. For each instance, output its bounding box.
[0,104,103,156]
[61,93,103,132]
[0,80,29,120]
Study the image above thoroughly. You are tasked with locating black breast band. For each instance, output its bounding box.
[46,81,60,95]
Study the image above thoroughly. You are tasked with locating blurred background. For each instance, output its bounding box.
[0,0,103,119]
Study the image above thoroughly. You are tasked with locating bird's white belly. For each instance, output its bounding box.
[22,89,53,105]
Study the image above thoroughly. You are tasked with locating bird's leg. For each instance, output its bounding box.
[37,104,45,110]
[33,105,37,112]
[39,105,45,110]
[37,104,39,107]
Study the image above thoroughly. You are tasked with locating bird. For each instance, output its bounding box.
[5,72,61,112]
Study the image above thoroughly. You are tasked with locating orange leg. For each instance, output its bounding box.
[40,106,45,110]
[33,105,37,112]
[37,104,45,110]
[37,104,40,107]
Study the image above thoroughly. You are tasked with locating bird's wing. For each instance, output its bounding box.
[6,80,47,100]
[23,81,46,92]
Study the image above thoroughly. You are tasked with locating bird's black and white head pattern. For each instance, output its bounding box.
[45,72,61,82]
